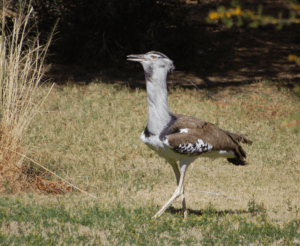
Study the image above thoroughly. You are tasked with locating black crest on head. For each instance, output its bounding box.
[146,51,175,74]
[146,51,170,59]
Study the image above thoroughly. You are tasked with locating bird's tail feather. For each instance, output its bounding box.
[224,131,252,166]
[225,131,253,146]
[227,157,247,165]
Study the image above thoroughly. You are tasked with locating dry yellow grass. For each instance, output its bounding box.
[0,0,54,193]
[21,80,300,225]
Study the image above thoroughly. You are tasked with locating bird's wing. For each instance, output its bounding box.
[166,115,252,163]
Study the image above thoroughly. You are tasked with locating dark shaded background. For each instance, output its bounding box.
[32,0,199,69]
[6,0,300,87]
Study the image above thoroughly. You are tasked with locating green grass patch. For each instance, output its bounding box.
[0,197,299,245]
[1,80,300,244]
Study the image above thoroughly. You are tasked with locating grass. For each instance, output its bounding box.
[0,196,299,245]
[0,0,54,193]
[1,80,300,244]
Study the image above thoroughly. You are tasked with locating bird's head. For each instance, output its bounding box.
[127,51,175,76]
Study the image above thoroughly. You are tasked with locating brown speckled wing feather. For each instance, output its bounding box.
[168,114,253,164]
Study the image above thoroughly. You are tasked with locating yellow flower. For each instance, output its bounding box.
[233,7,242,16]
[245,10,252,16]
[253,14,261,20]
[288,54,300,65]
[293,4,300,14]
[293,4,300,10]
[209,12,219,20]
[226,12,231,18]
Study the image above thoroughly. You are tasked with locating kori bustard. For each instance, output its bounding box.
[127,51,252,218]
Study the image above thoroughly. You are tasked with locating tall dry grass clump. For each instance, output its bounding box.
[0,1,54,193]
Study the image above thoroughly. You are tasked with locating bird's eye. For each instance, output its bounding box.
[151,56,157,59]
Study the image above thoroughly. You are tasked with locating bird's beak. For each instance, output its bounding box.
[127,54,146,62]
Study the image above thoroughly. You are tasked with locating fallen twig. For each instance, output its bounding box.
[1,147,98,199]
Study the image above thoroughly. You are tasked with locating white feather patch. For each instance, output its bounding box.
[201,150,235,158]
[179,128,189,133]
[163,137,170,146]
[219,150,228,154]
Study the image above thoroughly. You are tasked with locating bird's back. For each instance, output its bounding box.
[158,114,253,165]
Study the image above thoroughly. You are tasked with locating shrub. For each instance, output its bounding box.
[0,0,54,193]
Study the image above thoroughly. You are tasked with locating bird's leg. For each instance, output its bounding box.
[167,159,180,184]
[179,162,188,218]
[181,186,187,218]
[167,159,187,218]
[153,163,188,218]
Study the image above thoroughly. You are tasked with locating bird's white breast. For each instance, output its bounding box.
[140,131,180,159]
[140,131,164,150]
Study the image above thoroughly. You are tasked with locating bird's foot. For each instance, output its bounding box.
[153,186,183,218]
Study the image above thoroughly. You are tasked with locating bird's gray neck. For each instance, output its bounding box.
[145,69,172,135]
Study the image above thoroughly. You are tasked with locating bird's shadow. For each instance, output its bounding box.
[166,206,249,217]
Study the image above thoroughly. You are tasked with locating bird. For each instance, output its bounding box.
[127,51,253,218]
